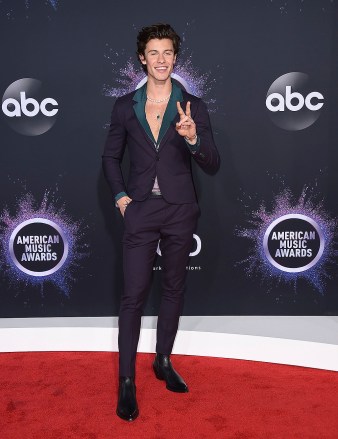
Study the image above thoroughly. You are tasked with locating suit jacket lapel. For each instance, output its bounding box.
[132,80,184,152]
[132,85,157,150]
[157,82,184,152]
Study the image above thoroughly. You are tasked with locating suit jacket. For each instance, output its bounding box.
[102,81,220,204]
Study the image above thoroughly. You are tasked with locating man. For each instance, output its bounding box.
[102,23,219,421]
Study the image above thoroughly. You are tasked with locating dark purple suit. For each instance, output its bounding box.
[103,82,219,377]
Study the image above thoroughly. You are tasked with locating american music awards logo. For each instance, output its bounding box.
[235,185,338,294]
[9,218,68,277]
[0,191,88,295]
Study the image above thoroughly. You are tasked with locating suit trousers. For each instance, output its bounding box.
[118,196,199,377]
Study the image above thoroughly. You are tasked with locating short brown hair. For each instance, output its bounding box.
[136,23,181,73]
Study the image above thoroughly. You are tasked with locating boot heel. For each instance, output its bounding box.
[153,363,164,381]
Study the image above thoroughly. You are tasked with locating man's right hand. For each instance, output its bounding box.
[117,196,132,217]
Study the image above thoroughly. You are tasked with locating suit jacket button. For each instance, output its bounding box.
[156,157,160,161]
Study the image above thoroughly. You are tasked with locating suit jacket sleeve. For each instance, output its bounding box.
[191,99,220,175]
[102,98,128,198]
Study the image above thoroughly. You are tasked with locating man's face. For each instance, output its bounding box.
[139,38,176,82]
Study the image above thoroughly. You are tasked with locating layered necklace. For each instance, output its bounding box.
[147,91,171,125]
[146,88,172,122]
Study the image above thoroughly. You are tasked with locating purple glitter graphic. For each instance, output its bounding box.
[103,23,218,111]
[0,192,88,296]
[267,0,335,15]
[1,0,59,19]
[236,185,338,293]
[25,0,59,9]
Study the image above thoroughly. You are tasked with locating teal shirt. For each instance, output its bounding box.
[115,81,200,203]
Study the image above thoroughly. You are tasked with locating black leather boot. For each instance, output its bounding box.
[153,353,189,392]
[116,376,139,421]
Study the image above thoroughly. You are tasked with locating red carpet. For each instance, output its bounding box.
[0,352,337,438]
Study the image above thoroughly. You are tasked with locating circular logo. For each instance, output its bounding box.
[9,218,68,276]
[263,214,324,272]
[2,78,58,136]
[136,74,192,93]
[266,72,324,131]
[157,234,201,257]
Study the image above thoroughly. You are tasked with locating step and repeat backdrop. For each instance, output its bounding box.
[0,0,337,318]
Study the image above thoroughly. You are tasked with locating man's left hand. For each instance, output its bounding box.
[176,101,197,143]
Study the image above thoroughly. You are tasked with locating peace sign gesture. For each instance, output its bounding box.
[176,101,197,142]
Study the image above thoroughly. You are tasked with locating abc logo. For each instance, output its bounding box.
[1,78,58,136]
[3,92,57,117]
[266,72,324,131]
